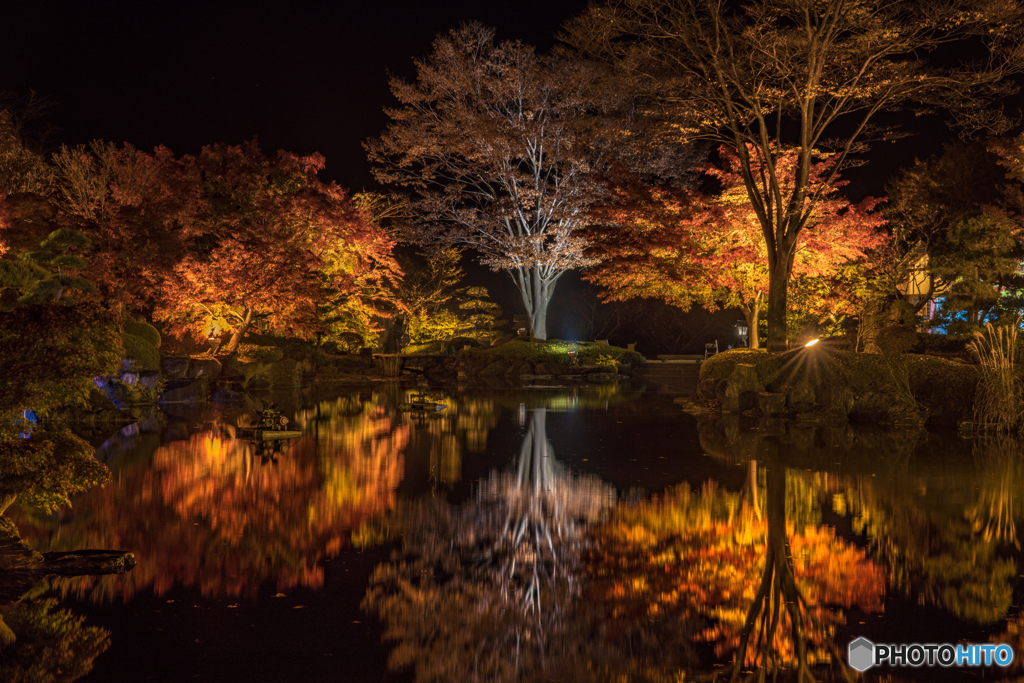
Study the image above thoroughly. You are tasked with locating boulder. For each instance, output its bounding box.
[161,357,191,379]
[188,358,222,379]
[268,359,304,387]
[138,371,162,390]
[212,387,246,404]
[695,379,717,401]
[535,363,571,377]
[722,364,762,413]
[480,361,506,377]
[757,392,787,416]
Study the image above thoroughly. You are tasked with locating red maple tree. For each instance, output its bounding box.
[156,141,401,351]
[587,145,888,347]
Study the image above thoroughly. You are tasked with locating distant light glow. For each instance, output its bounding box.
[805,338,820,348]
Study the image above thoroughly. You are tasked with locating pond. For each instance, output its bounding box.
[7,377,1024,682]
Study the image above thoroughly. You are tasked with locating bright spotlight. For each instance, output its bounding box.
[805,338,820,348]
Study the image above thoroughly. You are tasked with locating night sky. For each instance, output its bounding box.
[0,0,589,190]
[3,0,1014,349]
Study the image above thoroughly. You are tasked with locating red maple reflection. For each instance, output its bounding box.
[15,405,407,601]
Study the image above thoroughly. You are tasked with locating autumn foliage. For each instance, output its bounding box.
[48,139,400,350]
[588,146,888,345]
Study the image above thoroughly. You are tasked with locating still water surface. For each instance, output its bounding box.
[9,380,1024,681]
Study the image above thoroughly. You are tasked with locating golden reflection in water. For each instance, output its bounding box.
[394,391,498,486]
[15,400,408,603]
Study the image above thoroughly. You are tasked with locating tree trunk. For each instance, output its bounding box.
[221,307,253,355]
[518,268,554,342]
[766,251,794,352]
[742,296,761,350]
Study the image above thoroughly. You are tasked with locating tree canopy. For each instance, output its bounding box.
[563,0,1024,349]
[368,23,607,340]
[588,145,887,347]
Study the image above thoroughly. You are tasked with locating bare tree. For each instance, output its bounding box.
[563,0,1024,350]
[367,23,606,340]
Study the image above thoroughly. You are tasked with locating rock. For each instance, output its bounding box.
[158,379,209,404]
[695,379,717,401]
[535,363,571,376]
[100,382,129,407]
[188,358,222,379]
[480,361,505,376]
[791,379,816,405]
[161,357,191,379]
[723,364,762,413]
[138,371,162,390]
[820,385,856,417]
[119,371,139,386]
[758,392,787,415]
[268,359,304,387]
[520,374,554,382]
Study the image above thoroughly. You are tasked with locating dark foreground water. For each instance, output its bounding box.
[8,378,1024,682]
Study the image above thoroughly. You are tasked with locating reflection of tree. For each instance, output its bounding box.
[833,471,1015,625]
[966,438,1021,548]
[365,407,617,682]
[0,592,110,683]
[12,400,407,601]
[402,392,499,487]
[586,474,884,681]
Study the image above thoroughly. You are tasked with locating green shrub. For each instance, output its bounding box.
[876,325,917,354]
[121,333,160,371]
[124,319,161,348]
[236,343,284,363]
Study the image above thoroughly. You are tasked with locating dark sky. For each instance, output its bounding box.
[0,0,589,190]
[3,1,1016,349]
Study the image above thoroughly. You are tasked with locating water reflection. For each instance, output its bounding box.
[11,386,1024,681]
[365,406,617,682]
[0,584,111,681]
[14,398,408,602]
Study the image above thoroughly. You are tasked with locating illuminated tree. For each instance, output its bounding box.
[368,24,606,340]
[564,0,1024,350]
[52,141,199,314]
[155,142,400,352]
[0,303,119,513]
[588,146,887,347]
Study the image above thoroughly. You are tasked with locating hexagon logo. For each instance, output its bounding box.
[848,637,875,672]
